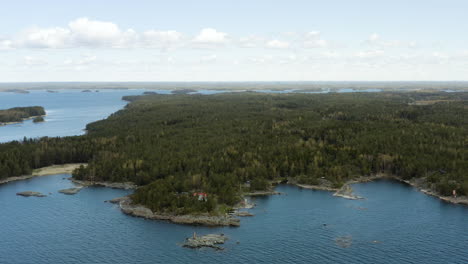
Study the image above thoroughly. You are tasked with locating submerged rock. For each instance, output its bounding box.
[58,187,83,195]
[183,233,228,250]
[16,191,46,197]
[335,236,353,248]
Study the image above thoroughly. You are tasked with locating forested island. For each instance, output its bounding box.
[0,106,46,125]
[0,92,466,217]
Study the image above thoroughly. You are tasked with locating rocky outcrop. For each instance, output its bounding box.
[16,191,46,197]
[58,187,83,195]
[117,197,240,227]
[182,233,228,250]
[233,211,254,217]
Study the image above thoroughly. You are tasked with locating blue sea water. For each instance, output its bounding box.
[0,89,467,264]
[0,176,467,264]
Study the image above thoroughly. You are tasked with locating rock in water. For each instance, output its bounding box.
[58,187,83,195]
[16,191,46,197]
[183,234,228,250]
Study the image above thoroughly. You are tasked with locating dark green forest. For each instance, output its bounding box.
[0,92,466,214]
[0,106,46,123]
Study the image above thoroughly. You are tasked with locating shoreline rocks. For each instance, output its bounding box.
[118,197,240,227]
[232,211,254,217]
[333,185,364,200]
[16,191,46,197]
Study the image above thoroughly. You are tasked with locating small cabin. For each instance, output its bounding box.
[193,192,208,201]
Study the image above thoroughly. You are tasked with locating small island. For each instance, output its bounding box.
[33,116,45,123]
[0,106,46,125]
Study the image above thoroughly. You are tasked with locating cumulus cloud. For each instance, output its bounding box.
[17,27,71,48]
[193,28,228,44]
[68,18,125,47]
[4,17,186,50]
[266,39,290,49]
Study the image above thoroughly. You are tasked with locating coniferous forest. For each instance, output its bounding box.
[0,92,466,214]
[0,106,46,124]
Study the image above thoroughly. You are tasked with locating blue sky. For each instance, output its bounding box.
[1,0,467,81]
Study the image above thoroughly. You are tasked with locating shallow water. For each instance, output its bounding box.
[0,176,467,264]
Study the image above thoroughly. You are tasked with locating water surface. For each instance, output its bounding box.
[1,176,467,264]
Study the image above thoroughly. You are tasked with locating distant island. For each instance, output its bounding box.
[0,106,46,125]
[171,89,198,94]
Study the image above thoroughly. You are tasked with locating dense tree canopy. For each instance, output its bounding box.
[0,106,45,123]
[0,92,466,213]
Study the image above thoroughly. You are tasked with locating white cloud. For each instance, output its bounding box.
[302,31,328,48]
[23,56,48,66]
[68,18,123,46]
[18,27,70,48]
[432,52,449,59]
[200,54,217,63]
[143,30,182,43]
[266,39,290,49]
[238,35,264,48]
[64,54,97,66]
[193,28,228,44]
[355,50,384,58]
[0,39,13,50]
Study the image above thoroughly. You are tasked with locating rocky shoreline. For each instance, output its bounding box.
[71,179,137,190]
[117,196,240,227]
[295,174,468,205]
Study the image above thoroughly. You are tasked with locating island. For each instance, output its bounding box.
[170,89,198,94]
[0,92,466,226]
[0,106,46,125]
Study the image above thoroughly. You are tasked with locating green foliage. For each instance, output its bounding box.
[0,92,466,213]
[0,106,46,123]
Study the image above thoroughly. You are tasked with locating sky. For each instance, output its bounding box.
[1,0,467,82]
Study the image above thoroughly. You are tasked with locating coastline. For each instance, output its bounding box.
[0,115,46,126]
[71,179,137,190]
[117,196,240,227]
[0,163,86,186]
[294,173,468,206]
